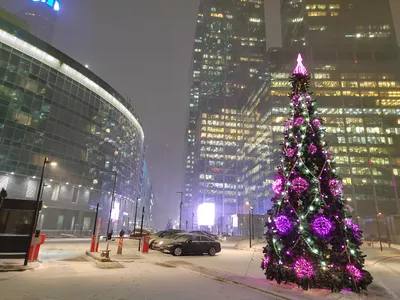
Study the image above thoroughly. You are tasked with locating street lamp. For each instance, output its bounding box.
[24,157,56,265]
[376,212,383,251]
[245,201,253,248]
[177,192,183,230]
[105,171,117,258]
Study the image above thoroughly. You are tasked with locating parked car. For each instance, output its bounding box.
[129,228,153,239]
[152,232,188,250]
[149,229,186,248]
[159,233,221,256]
[190,230,219,240]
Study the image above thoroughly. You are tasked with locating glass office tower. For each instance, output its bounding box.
[0,18,144,233]
[241,0,400,240]
[184,0,265,232]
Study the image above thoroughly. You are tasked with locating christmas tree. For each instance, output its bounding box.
[261,54,372,293]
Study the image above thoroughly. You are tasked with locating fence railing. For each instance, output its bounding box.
[39,229,93,237]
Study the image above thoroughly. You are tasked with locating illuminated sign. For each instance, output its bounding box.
[31,0,60,12]
[197,203,215,226]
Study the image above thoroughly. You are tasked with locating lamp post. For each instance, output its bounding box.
[133,197,139,234]
[105,172,117,258]
[24,157,57,266]
[376,212,383,251]
[177,191,183,230]
[245,201,252,248]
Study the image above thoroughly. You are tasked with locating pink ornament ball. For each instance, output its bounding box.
[294,258,314,279]
[286,148,295,158]
[312,119,321,127]
[294,117,305,126]
[346,264,363,281]
[308,144,317,155]
[291,177,309,194]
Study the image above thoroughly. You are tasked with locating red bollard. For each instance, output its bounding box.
[28,234,46,261]
[117,237,124,254]
[141,235,150,253]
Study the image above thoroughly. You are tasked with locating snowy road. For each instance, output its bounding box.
[0,257,278,300]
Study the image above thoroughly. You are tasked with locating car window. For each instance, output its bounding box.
[174,234,191,241]
[200,236,210,241]
[191,235,200,241]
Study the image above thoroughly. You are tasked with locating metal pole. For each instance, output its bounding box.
[249,208,251,249]
[133,198,138,234]
[376,214,383,251]
[105,172,117,258]
[251,210,254,240]
[24,157,47,266]
[192,212,194,230]
[93,203,99,235]
[138,207,145,251]
[177,192,183,230]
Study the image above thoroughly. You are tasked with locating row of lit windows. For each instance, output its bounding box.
[201,133,242,140]
[201,120,240,127]
[200,153,239,160]
[271,80,400,88]
[308,11,339,17]
[200,140,238,147]
[306,4,340,10]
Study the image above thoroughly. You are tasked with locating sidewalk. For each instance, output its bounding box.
[86,239,395,300]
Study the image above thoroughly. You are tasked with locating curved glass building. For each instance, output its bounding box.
[0,19,144,234]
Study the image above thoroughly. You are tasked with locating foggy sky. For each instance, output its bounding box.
[1,0,400,229]
[1,0,200,229]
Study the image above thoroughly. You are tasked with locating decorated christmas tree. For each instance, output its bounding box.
[261,55,372,292]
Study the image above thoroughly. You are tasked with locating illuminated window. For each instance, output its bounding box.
[314,90,341,96]
[271,90,289,96]
[306,4,326,10]
[378,81,400,88]
[369,147,388,155]
[360,91,379,97]
[314,81,339,88]
[271,81,291,88]
[330,11,339,16]
[308,11,327,17]
[380,91,400,97]
[352,167,370,176]
[348,146,367,153]
[346,126,364,134]
[342,178,352,186]
[379,99,400,106]
[341,81,358,88]
[329,4,340,9]
[314,73,330,79]
[359,81,377,88]
[249,18,262,23]
[342,91,360,97]
[211,13,224,18]
[309,25,327,31]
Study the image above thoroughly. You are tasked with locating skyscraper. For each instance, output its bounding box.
[16,0,60,44]
[241,0,400,239]
[184,0,265,232]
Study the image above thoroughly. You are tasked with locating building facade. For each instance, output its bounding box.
[184,0,266,232]
[139,160,155,229]
[16,0,60,44]
[0,18,144,235]
[241,0,400,239]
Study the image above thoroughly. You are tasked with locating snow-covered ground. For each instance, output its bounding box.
[1,239,398,299]
[0,255,276,300]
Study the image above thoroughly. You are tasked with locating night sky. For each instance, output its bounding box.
[1,0,200,228]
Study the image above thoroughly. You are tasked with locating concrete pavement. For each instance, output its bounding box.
[1,238,398,299]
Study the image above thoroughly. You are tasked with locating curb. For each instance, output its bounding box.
[85,251,111,262]
[0,262,39,273]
